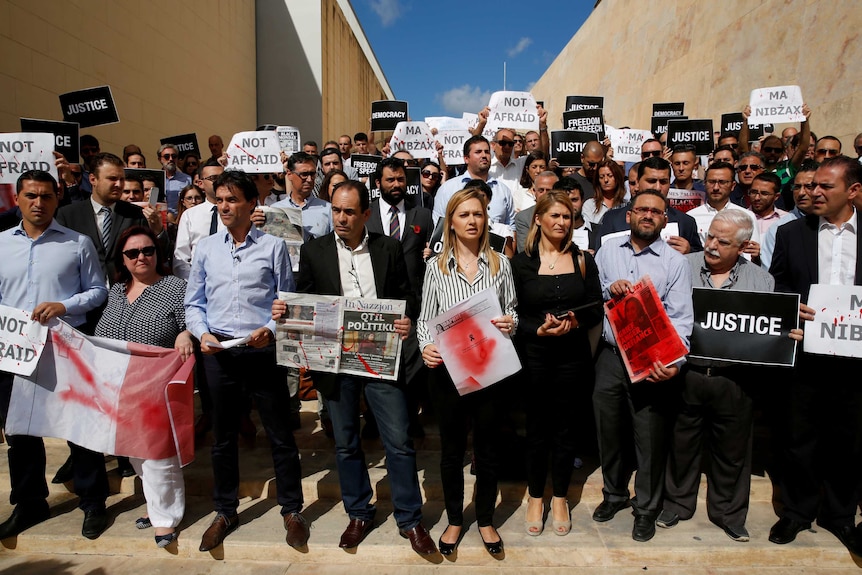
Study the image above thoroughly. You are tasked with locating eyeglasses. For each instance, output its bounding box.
[631,207,666,216]
[122,245,157,259]
[641,150,663,158]
[762,146,784,154]
[791,183,817,191]
[816,148,840,157]
[202,175,220,182]
[747,189,774,197]
[183,195,204,203]
[161,153,177,159]
[421,170,441,180]
[292,171,316,180]
[495,140,515,147]
[737,164,763,172]
[706,179,733,187]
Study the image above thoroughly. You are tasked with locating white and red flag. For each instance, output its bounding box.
[5,320,196,466]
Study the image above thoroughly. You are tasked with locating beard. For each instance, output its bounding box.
[164,161,177,172]
[631,222,661,243]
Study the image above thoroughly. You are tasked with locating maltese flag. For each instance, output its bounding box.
[6,320,196,466]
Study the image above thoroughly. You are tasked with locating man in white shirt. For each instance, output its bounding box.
[173,160,224,280]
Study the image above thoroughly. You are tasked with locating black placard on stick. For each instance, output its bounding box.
[652,102,685,118]
[351,154,381,178]
[371,100,408,132]
[651,115,688,137]
[59,86,119,128]
[565,95,604,112]
[160,133,200,159]
[551,130,596,167]
[690,288,799,366]
[666,118,714,155]
[563,109,605,140]
[20,118,79,161]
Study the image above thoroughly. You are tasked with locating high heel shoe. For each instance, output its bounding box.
[525,497,544,536]
[438,525,463,556]
[551,498,572,536]
[479,527,504,555]
[155,531,177,548]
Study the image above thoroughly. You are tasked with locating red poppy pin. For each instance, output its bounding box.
[413,225,421,234]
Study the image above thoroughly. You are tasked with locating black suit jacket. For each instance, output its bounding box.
[594,205,703,252]
[770,214,862,302]
[296,231,416,399]
[365,199,433,297]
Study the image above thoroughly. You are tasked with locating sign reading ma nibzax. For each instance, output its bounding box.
[666,119,714,156]
[388,122,436,160]
[748,85,805,125]
[0,133,58,184]
[690,288,799,366]
[20,118,80,162]
[59,86,119,128]
[225,131,282,174]
[371,101,408,132]
[804,284,862,358]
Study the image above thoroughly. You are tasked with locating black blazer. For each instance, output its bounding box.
[594,205,703,252]
[296,231,416,399]
[770,214,862,302]
[365,199,433,296]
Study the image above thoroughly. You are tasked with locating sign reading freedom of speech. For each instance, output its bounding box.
[0,306,49,377]
[563,109,605,140]
[565,95,603,112]
[20,118,80,162]
[690,288,799,366]
[225,131,283,173]
[551,130,596,167]
[720,113,772,141]
[371,100,408,132]
[485,91,538,132]
[350,154,380,178]
[59,85,119,128]
[804,284,862,358]
[748,85,805,125]
[388,122,436,159]
[651,115,688,136]
[607,128,653,163]
[666,118,715,156]
[160,133,200,159]
[0,133,58,184]
[276,126,301,154]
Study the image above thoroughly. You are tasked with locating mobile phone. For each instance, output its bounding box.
[554,310,573,320]
[149,187,160,206]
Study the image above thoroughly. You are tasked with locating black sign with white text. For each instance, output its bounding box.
[563,109,605,140]
[719,113,772,141]
[652,102,685,118]
[371,100,409,132]
[690,288,799,366]
[551,131,596,167]
[652,115,688,137]
[59,86,119,128]
[351,154,381,178]
[565,95,604,112]
[667,119,715,156]
[20,118,79,161]
[160,133,200,159]
[369,166,422,206]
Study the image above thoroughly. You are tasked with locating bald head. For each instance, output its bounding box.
[580,141,605,179]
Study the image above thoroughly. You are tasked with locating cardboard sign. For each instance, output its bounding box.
[371,100,408,132]
[563,109,605,139]
[369,166,422,205]
[19,118,79,162]
[388,122,436,160]
[667,188,705,213]
[652,102,685,118]
[607,128,653,163]
[0,133,58,184]
[59,86,119,128]
[0,305,49,377]
[690,288,799,366]
[666,119,714,155]
[550,130,596,167]
[565,95,603,112]
[160,133,200,159]
[804,284,862,358]
[350,154,380,178]
[485,91,538,132]
[125,168,166,203]
[748,85,805,125]
[720,113,772,140]
[276,126,301,154]
[427,117,469,165]
[462,112,496,141]
[225,131,283,173]
[652,115,687,137]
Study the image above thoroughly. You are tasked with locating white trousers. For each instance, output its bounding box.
[130,456,185,528]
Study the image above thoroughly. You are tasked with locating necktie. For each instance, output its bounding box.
[389,205,400,241]
[100,206,112,249]
[209,204,218,235]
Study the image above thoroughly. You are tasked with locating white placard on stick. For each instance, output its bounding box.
[225,131,283,173]
[607,128,653,163]
[427,116,470,165]
[388,122,437,160]
[804,284,862,358]
[0,305,49,377]
[485,91,539,133]
[0,133,58,184]
[748,85,805,125]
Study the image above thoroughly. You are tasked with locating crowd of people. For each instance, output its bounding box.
[0,101,860,561]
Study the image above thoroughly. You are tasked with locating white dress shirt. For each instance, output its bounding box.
[818,210,857,286]
[173,200,225,280]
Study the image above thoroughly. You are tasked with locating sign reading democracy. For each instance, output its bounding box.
[225,131,282,173]
[804,284,862,358]
[160,133,200,159]
[350,154,380,178]
[20,118,79,161]
[371,100,408,132]
[388,122,436,160]
[565,95,603,112]
[607,128,653,163]
[276,126,301,154]
[652,102,685,118]
[0,305,49,377]
[666,118,714,156]
[652,115,687,137]
[0,133,58,184]
[563,109,605,140]
[690,288,799,366]
[485,91,538,132]
[748,85,805,125]
[551,130,596,167]
[59,85,119,128]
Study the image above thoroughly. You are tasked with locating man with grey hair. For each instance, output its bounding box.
[514,170,559,253]
[157,143,192,217]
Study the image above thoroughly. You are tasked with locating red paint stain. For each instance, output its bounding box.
[233,143,257,160]
[354,353,379,376]
[58,388,116,419]
[51,332,97,389]
[448,316,495,377]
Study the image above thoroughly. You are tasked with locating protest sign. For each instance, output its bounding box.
[690,289,799,366]
[368,166,422,205]
[371,100,408,132]
[0,133,58,184]
[804,284,862,358]
[160,133,200,159]
[485,91,539,132]
[225,131,283,173]
[59,85,119,128]
[652,102,685,118]
[276,126,301,154]
[427,116,469,165]
[720,113,771,140]
[388,121,436,159]
[748,85,805,125]
[462,112,497,141]
[667,188,705,213]
[666,118,714,156]
[350,154,381,178]
[20,118,79,161]
[565,95,603,112]
[563,109,605,139]
[651,115,687,137]
[0,306,49,377]
[125,168,166,203]
[550,130,596,167]
[607,128,653,163]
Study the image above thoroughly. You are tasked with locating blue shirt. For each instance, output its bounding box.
[0,220,108,327]
[270,195,333,240]
[432,175,516,230]
[165,171,193,215]
[594,234,693,351]
[760,206,805,271]
[184,226,295,339]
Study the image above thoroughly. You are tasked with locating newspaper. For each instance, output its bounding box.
[605,276,688,383]
[275,292,405,381]
[259,205,304,271]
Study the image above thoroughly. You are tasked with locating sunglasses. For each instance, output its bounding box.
[421,170,441,180]
[495,140,515,147]
[122,245,157,259]
[641,150,662,158]
[737,164,763,172]
[161,153,177,159]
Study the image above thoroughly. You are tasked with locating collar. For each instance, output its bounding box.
[381,198,405,213]
[818,209,858,233]
[90,196,113,215]
[622,235,665,256]
[445,249,489,271]
[335,228,370,252]
[700,256,744,287]
[12,219,63,239]
[221,225,262,246]
[459,174,497,186]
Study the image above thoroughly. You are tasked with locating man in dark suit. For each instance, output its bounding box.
[514,171,558,253]
[768,155,862,556]
[284,180,436,555]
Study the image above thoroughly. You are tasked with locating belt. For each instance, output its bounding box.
[600,340,620,356]
[210,332,249,347]
[686,363,737,377]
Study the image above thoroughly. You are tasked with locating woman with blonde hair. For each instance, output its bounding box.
[417,188,517,557]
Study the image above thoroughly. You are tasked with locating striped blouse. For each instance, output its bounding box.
[417,251,518,350]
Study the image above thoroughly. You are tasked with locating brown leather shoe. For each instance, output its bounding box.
[284,512,309,548]
[199,513,238,552]
[400,523,438,555]
[339,518,374,549]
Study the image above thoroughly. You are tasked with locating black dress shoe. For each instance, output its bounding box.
[116,456,136,478]
[632,514,656,542]
[82,509,108,540]
[0,502,50,539]
[438,525,463,556]
[51,454,74,484]
[479,527,504,556]
[592,498,630,522]
[768,517,811,544]
[818,522,862,556]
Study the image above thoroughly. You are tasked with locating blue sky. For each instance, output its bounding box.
[351,0,594,121]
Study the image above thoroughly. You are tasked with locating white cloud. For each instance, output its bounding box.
[369,0,402,27]
[438,85,494,115]
[507,37,532,58]
[524,81,536,93]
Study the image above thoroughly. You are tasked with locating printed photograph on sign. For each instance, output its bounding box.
[667,188,706,213]
[225,131,283,173]
[276,126,301,154]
